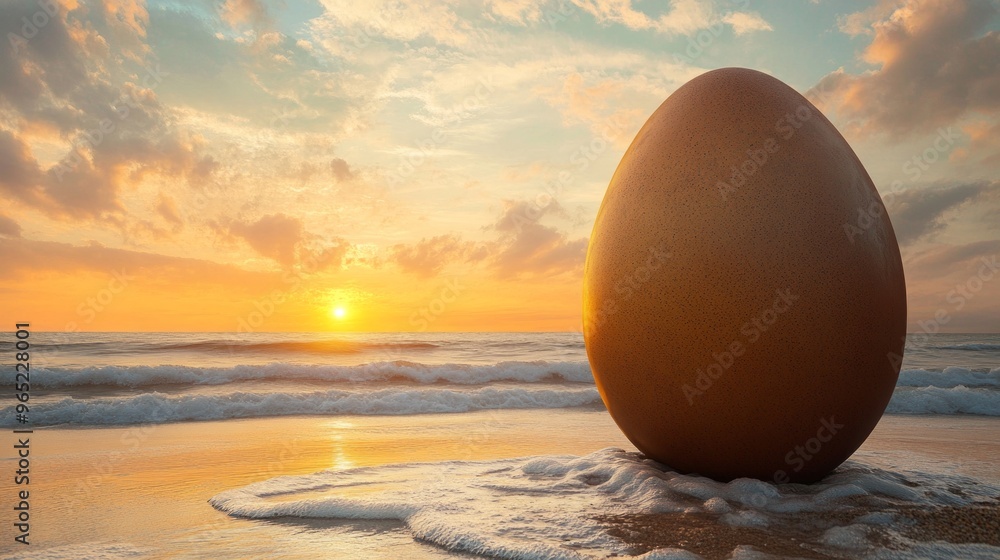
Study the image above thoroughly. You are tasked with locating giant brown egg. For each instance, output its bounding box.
[583,68,906,483]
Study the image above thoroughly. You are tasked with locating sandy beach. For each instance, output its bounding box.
[4,410,998,559]
[3,408,629,558]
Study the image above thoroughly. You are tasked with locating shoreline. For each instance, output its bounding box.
[4,412,999,558]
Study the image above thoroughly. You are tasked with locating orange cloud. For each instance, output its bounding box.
[0,0,216,221]
[888,181,999,244]
[391,234,484,278]
[330,157,355,182]
[228,213,304,266]
[811,0,1000,137]
[220,0,271,30]
[0,214,22,238]
[489,199,587,279]
[156,193,183,227]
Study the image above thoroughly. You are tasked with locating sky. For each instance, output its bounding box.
[1,0,999,332]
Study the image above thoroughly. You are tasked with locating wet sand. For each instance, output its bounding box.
[599,415,1000,559]
[598,502,1000,559]
[2,412,997,558]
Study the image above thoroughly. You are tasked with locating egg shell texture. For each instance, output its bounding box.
[583,67,907,483]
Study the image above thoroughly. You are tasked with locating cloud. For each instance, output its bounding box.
[156,193,183,226]
[902,240,1000,331]
[0,130,45,207]
[0,3,89,123]
[951,119,1000,166]
[0,237,279,287]
[391,234,483,278]
[228,213,305,266]
[492,221,588,278]
[490,199,587,278]
[570,0,771,35]
[93,0,151,62]
[906,239,1000,277]
[311,0,468,49]
[0,214,22,238]
[385,200,587,279]
[888,181,999,244]
[220,0,272,30]
[538,66,692,149]
[722,11,773,35]
[835,2,897,37]
[224,213,351,271]
[0,2,216,220]
[302,239,351,272]
[810,0,1000,137]
[330,157,355,182]
[486,0,544,25]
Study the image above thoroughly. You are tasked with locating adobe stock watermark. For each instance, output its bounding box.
[542,0,578,28]
[887,254,999,369]
[261,436,306,477]
[370,276,466,365]
[236,288,292,333]
[68,402,172,511]
[772,416,844,484]
[409,278,464,331]
[683,288,799,404]
[843,127,960,244]
[52,64,170,182]
[385,76,495,188]
[32,269,135,369]
[511,111,632,237]
[901,127,961,181]
[567,113,632,175]
[672,0,752,65]
[341,7,494,60]
[74,269,134,324]
[717,104,813,200]
[6,0,58,54]
[340,12,392,59]
[233,242,344,337]
[585,242,672,337]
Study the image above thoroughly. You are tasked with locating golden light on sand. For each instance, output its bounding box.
[331,306,347,320]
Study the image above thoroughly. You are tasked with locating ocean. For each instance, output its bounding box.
[5,331,1000,428]
[3,332,999,559]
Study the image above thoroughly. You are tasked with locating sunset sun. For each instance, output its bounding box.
[331,306,347,320]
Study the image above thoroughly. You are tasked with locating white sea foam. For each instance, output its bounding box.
[35,363,1000,393]
[210,447,1000,560]
[15,363,1000,427]
[31,361,596,388]
[896,367,1000,388]
[0,386,602,427]
[887,385,1000,416]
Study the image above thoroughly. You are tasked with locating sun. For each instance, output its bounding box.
[331,306,347,320]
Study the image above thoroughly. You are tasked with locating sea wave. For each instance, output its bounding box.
[0,386,603,427]
[210,447,1000,559]
[886,385,1000,416]
[896,367,1000,388]
[14,383,999,428]
[30,361,596,388]
[18,364,1000,425]
[32,363,1000,391]
[932,343,1000,351]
